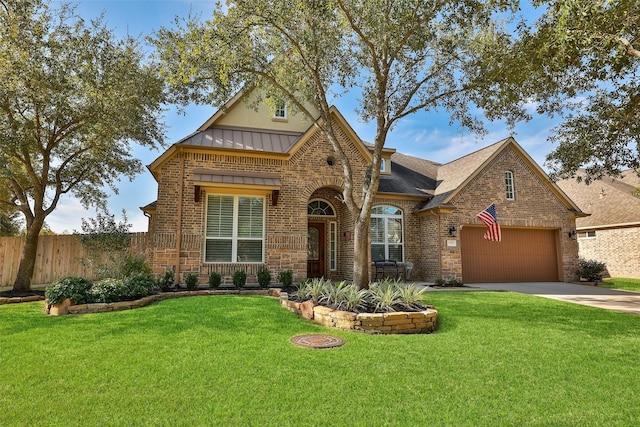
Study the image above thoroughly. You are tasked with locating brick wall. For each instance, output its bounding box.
[578,227,640,278]
[439,147,579,281]
[150,119,372,284]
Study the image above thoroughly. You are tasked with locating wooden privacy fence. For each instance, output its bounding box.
[0,233,149,287]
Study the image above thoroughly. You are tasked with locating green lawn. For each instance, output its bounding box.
[601,277,640,292]
[2,292,640,426]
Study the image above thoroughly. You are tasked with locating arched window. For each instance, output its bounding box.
[505,171,515,200]
[370,205,403,262]
[307,199,335,216]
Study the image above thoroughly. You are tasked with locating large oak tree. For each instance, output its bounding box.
[153,0,524,287]
[0,0,167,290]
[512,0,639,182]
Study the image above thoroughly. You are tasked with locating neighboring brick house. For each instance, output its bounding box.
[557,171,640,279]
[142,91,584,284]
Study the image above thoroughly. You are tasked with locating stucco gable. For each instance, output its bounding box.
[198,87,318,134]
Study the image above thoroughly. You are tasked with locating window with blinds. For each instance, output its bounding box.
[205,195,264,263]
[370,205,404,262]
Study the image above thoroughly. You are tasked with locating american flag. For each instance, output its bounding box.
[477,203,501,242]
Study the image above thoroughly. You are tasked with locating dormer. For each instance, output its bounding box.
[370,146,396,175]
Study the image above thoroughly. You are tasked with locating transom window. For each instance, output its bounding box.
[505,171,515,200]
[370,205,403,262]
[308,199,335,216]
[205,195,264,263]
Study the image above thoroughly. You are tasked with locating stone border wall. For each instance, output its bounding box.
[45,288,281,315]
[280,294,437,334]
[0,295,45,305]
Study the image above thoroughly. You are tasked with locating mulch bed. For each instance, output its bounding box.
[0,290,46,298]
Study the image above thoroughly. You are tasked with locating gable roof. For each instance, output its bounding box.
[409,137,583,214]
[557,170,640,229]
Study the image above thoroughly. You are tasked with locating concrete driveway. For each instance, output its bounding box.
[471,282,640,315]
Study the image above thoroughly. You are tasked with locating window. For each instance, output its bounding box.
[205,195,264,263]
[273,101,287,119]
[370,205,403,262]
[329,221,337,271]
[380,158,386,172]
[307,199,335,216]
[578,230,596,239]
[505,171,515,200]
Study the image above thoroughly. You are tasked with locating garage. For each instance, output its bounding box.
[461,226,560,283]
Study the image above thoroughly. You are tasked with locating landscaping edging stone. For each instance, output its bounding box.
[45,288,282,315]
[0,295,45,305]
[280,293,437,334]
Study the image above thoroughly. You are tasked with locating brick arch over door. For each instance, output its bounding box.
[301,177,344,200]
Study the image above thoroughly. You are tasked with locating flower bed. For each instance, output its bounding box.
[280,294,437,334]
[45,288,281,315]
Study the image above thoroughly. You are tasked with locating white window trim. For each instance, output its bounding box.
[307,198,336,217]
[505,171,515,200]
[371,205,404,262]
[273,102,287,120]
[204,194,265,263]
[577,230,597,239]
[329,221,337,271]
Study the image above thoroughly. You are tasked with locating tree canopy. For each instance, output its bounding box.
[0,0,167,289]
[512,0,639,182]
[153,0,523,287]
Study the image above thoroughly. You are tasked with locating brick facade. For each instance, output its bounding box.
[146,109,580,284]
[578,227,640,279]
[435,147,579,282]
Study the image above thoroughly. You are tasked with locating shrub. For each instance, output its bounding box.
[278,269,293,288]
[185,272,199,290]
[208,271,222,289]
[75,210,132,279]
[45,276,93,305]
[578,258,607,282]
[90,278,126,303]
[120,254,152,278]
[435,277,463,287]
[256,266,271,288]
[157,269,175,292]
[123,273,156,300]
[233,270,247,288]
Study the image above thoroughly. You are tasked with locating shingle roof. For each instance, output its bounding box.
[557,170,640,228]
[378,160,436,196]
[177,127,302,153]
[418,138,510,210]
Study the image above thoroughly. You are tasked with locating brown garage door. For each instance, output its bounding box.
[461,227,559,283]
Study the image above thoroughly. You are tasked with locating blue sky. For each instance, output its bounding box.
[46,0,559,233]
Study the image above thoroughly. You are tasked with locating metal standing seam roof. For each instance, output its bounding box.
[193,169,281,188]
[177,127,302,153]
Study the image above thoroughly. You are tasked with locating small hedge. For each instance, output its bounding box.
[46,273,157,305]
[45,277,93,305]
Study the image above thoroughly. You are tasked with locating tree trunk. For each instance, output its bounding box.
[352,216,370,289]
[13,218,44,291]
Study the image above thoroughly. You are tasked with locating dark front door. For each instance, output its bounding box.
[307,222,325,278]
